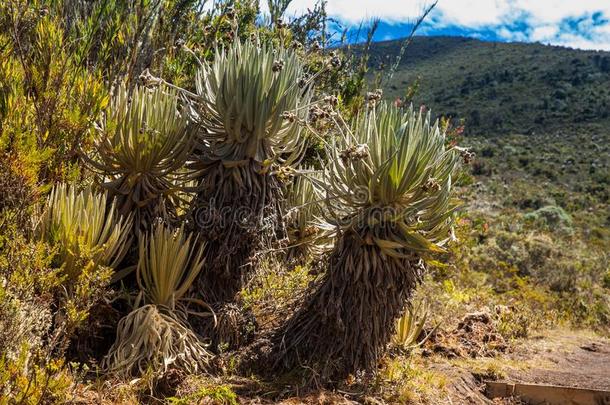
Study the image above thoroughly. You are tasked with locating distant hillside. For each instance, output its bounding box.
[366,36,610,135]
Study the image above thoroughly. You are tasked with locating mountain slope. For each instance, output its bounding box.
[367,36,610,135]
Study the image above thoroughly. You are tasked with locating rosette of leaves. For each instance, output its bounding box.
[85,84,194,231]
[103,223,213,377]
[392,299,433,351]
[38,183,132,281]
[275,103,462,378]
[189,40,312,302]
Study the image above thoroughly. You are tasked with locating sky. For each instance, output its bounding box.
[279,0,610,51]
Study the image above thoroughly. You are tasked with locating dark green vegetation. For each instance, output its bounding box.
[370,36,610,135]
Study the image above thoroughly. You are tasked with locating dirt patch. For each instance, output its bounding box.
[425,327,610,404]
[276,392,358,404]
[428,363,499,404]
[425,310,508,359]
[502,329,610,391]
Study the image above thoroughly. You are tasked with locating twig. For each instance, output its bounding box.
[382,1,438,87]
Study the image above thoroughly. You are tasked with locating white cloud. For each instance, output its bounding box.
[285,0,610,25]
[433,0,514,27]
[284,0,428,23]
[281,0,610,51]
[511,0,609,24]
[553,34,610,51]
[531,25,559,42]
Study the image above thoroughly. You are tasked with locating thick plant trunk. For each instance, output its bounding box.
[192,160,285,303]
[274,231,424,379]
[103,174,175,233]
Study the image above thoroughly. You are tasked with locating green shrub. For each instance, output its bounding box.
[0,154,39,234]
[0,232,75,404]
[0,232,58,360]
[0,346,74,405]
[0,7,108,184]
[524,205,573,230]
[0,293,52,364]
[603,271,610,289]
[168,384,238,405]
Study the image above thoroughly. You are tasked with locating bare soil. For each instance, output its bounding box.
[421,328,610,404]
[502,329,610,391]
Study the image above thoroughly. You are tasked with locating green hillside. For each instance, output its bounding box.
[368,36,610,135]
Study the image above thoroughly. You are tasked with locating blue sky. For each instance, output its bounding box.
[280,1,610,51]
